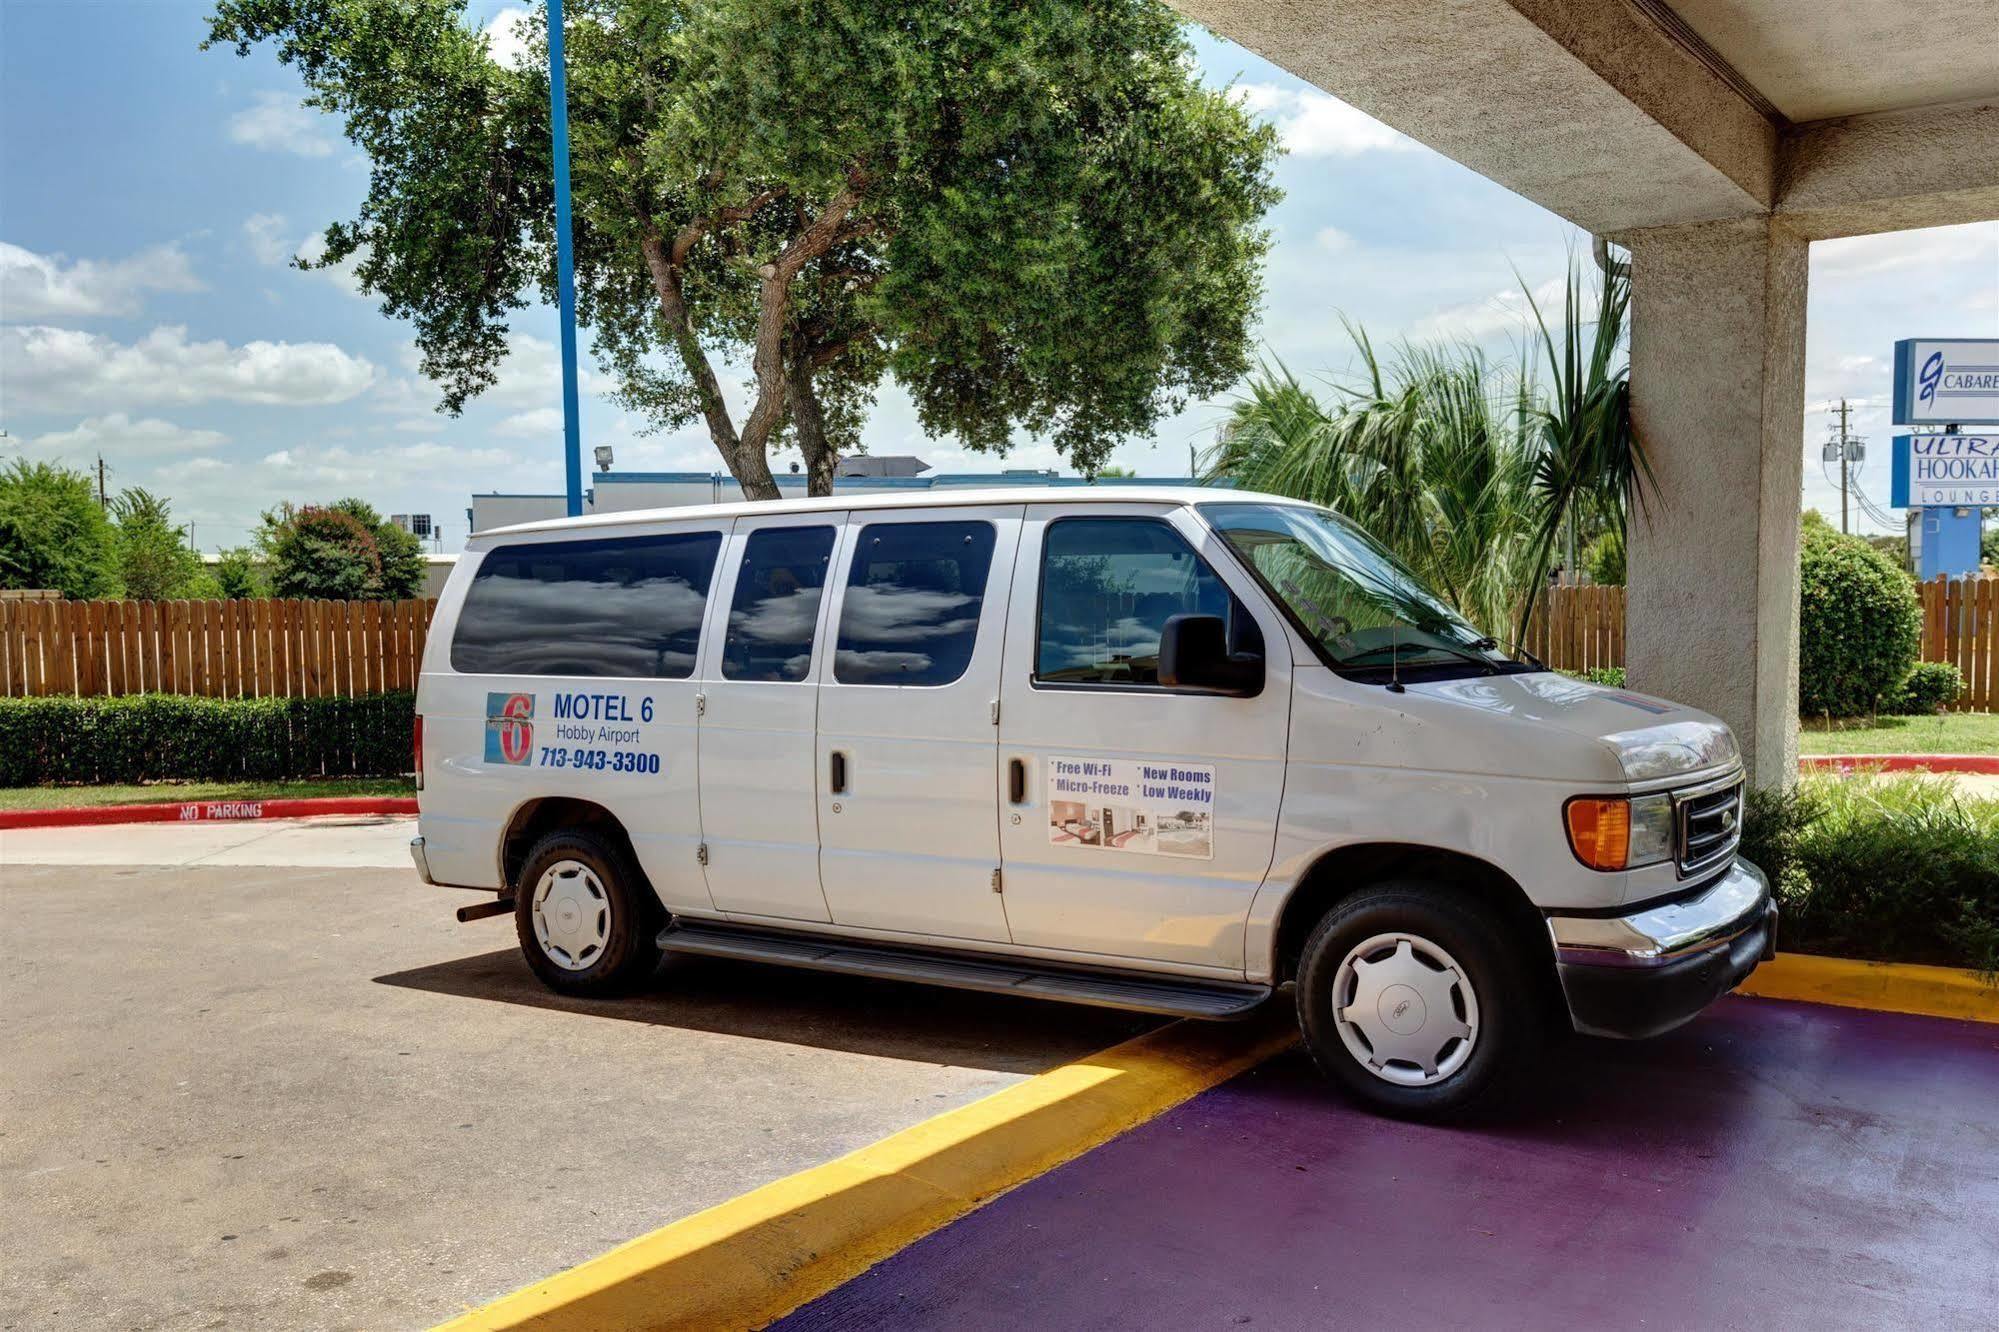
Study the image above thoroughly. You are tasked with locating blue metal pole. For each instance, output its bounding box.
[548,0,584,517]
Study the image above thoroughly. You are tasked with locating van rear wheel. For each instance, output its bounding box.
[514,829,661,996]
[1295,881,1540,1120]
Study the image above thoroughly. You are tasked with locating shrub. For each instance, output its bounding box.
[1578,666,1626,688]
[1743,772,1999,974]
[0,692,415,786]
[1798,512,1921,717]
[1885,662,1964,716]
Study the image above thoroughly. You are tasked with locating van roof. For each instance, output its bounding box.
[471,485,1305,543]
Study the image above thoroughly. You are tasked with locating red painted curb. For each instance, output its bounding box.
[1800,754,1999,776]
[0,796,418,831]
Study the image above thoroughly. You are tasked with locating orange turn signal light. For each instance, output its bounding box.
[1565,797,1630,871]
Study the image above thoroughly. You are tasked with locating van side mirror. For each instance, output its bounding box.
[1157,614,1263,697]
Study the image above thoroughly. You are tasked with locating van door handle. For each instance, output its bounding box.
[830,751,848,794]
[1008,758,1026,804]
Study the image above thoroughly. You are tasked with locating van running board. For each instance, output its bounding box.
[656,921,1271,1020]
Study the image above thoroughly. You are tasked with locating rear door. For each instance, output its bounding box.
[813,505,1023,942]
[996,503,1291,973]
[696,511,844,922]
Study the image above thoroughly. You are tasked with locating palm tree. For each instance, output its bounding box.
[1209,252,1643,647]
[1513,253,1649,643]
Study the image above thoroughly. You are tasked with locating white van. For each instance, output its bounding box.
[412,489,1772,1118]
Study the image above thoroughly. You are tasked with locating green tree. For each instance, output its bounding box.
[204,0,1280,499]
[112,488,216,600]
[259,500,426,600]
[1983,513,1996,569]
[0,460,121,599]
[1208,255,1643,645]
[332,498,426,600]
[1582,527,1625,585]
[213,546,268,599]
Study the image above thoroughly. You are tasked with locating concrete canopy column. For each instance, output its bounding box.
[1623,217,1808,788]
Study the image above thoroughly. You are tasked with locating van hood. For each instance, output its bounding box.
[1406,671,1739,783]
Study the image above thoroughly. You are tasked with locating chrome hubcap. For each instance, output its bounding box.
[531,859,610,971]
[1331,932,1480,1086]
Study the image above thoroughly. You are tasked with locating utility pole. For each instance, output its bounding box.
[1837,399,1850,534]
[96,454,108,510]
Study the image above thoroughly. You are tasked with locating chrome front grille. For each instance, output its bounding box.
[1676,775,1744,878]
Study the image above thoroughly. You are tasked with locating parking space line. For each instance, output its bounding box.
[433,1010,1298,1331]
[1738,952,1999,1024]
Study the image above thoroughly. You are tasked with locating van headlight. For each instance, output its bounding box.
[1564,793,1675,871]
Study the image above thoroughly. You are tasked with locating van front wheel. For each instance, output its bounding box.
[1295,882,1540,1120]
[514,829,661,996]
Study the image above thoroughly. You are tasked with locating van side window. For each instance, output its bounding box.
[451,532,721,678]
[721,526,836,682]
[1035,518,1249,688]
[833,521,997,686]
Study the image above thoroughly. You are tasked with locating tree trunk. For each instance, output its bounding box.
[784,353,839,498]
[639,230,782,500]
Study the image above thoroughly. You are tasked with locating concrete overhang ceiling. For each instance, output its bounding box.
[1665,0,1999,122]
[1175,0,1999,239]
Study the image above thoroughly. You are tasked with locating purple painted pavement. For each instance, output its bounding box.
[779,997,1999,1331]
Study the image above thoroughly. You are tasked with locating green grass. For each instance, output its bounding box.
[0,775,415,812]
[1797,711,1999,757]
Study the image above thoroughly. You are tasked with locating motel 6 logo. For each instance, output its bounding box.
[485,692,535,765]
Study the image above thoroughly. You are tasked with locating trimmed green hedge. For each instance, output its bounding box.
[0,692,415,786]
[1743,772,1999,975]
[1798,514,1922,717]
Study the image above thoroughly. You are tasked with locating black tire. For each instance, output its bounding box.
[1295,880,1544,1121]
[513,828,663,996]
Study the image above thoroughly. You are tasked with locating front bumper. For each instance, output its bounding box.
[1546,859,1776,1039]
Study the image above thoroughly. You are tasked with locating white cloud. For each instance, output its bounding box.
[242,213,368,297]
[256,438,529,488]
[1232,84,1412,158]
[1812,222,1999,280]
[20,413,228,463]
[1405,277,1569,343]
[226,90,339,157]
[1314,226,1355,254]
[295,230,368,297]
[242,213,291,266]
[0,240,203,319]
[375,333,594,420]
[482,6,535,70]
[497,407,564,436]
[1,324,377,409]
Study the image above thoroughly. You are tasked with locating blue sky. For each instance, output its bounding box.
[2,1,1995,550]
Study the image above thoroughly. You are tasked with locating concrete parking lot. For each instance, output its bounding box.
[5,817,1996,1332]
[783,997,1999,1331]
[0,818,1149,1330]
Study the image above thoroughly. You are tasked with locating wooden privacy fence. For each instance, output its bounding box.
[0,598,438,699]
[1520,577,1996,711]
[1918,575,1997,712]
[1520,583,1625,678]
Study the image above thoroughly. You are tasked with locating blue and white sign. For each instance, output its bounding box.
[1891,434,1999,508]
[1892,338,1999,425]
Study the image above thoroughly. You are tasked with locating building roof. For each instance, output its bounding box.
[473,485,1294,542]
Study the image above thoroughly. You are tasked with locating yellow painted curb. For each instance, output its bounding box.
[1736,952,1999,1025]
[435,1011,1298,1331]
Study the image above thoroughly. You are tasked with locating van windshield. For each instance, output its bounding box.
[1200,502,1532,679]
